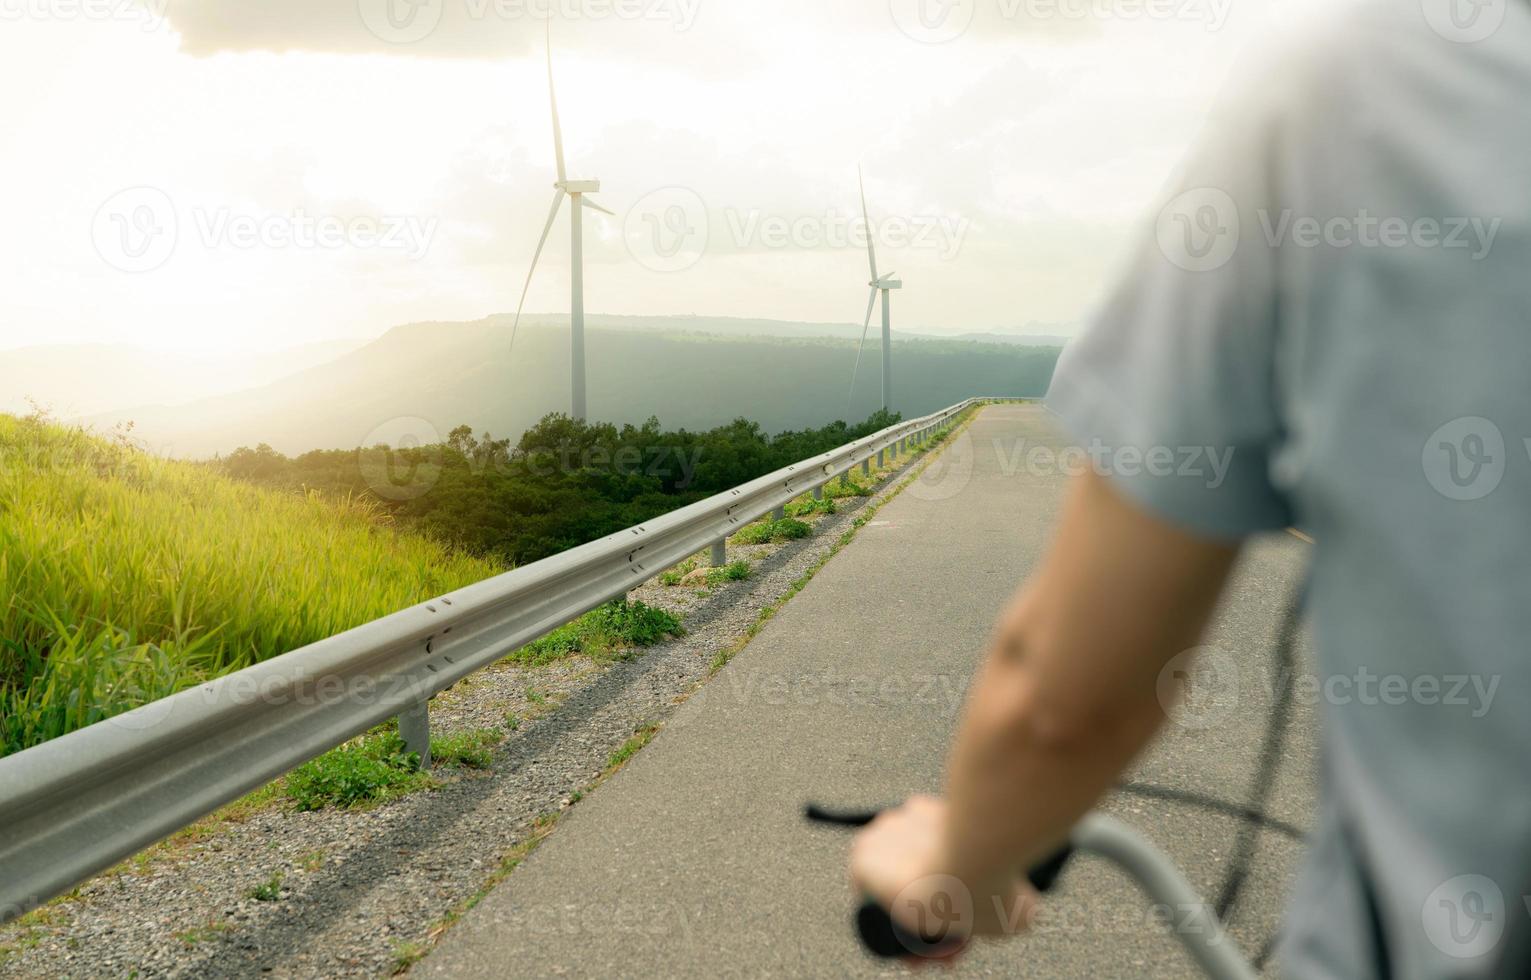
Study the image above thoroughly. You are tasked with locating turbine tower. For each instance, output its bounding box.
[508,22,614,422]
[848,166,902,414]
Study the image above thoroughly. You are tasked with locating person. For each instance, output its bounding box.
[848,0,1531,976]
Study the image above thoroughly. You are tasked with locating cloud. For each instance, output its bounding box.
[163,0,705,58]
[160,0,1121,64]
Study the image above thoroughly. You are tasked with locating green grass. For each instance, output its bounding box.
[430,728,502,769]
[0,905,68,965]
[659,555,750,587]
[284,730,433,811]
[507,600,682,667]
[704,560,751,586]
[0,415,499,757]
[392,940,429,975]
[658,557,698,586]
[731,517,812,546]
[280,725,502,812]
[784,497,835,518]
[246,871,284,902]
[824,478,872,499]
[606,724,660,771]
[172,918,230,947]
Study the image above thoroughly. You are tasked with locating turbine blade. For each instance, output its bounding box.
[847,286,878,414]
[582,196,615,217]
[859,165,878,282]
[508,188,567,359]
[546,21,567,183]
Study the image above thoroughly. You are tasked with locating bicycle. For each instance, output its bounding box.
[808,803,1259,979]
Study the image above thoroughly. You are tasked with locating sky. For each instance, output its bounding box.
[0,0,1310,355]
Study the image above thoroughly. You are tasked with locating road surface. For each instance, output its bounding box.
[425,403,1317,978]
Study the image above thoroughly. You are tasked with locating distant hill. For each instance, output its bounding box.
[949,331,1073,348]
[0,339,366,418]
[85,316,1061,458]
[517,313,1075,347]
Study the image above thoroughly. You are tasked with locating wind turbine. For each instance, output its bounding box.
[848,166,901,414]
[508,22,614,422]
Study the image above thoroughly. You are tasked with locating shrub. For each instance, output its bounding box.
[732,518,812,546]
[770,518,813,540]
[705,561,751,586]
[785,497,835,518]
[510,600,682,666]
[246,872,284,902]
[430,728,502,769]
[285,731,431,811]
[659,558,698,586]
[825,479,871,499]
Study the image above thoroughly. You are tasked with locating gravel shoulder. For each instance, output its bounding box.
[0,420,974,979]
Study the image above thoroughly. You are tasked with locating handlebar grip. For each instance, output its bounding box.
[853,845,1075,959]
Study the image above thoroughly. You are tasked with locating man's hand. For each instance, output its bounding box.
[849,794,1037,953]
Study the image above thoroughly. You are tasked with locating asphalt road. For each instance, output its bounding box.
[425,403,1318,979]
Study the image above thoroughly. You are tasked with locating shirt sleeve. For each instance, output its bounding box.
[1045,54,1297,540]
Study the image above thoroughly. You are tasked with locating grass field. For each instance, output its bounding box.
[0,414,500,756]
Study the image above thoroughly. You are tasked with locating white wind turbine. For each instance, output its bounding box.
[848,166,902,414]
[508,22,614,422]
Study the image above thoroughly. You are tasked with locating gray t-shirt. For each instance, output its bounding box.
[1045,1,1531,976]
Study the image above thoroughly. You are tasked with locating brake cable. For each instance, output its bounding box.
[1121,574,1309,969]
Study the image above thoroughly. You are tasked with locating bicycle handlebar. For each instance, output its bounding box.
[804,804,1074,958]
[806,804,1258,979]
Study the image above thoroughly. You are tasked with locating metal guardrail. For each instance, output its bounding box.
[0,398,988,923]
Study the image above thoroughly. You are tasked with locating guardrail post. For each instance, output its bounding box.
[877,447,885,468]
[812,486,824,502]
[772,505,785,522]
[399,700,431,768]
[711,539,727,567]
[862,459,871,477]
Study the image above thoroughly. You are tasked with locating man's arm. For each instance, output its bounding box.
[850,468,1241,937]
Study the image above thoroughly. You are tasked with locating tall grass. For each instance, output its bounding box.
[0,415,499,756]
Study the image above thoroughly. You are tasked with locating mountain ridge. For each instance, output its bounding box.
[71,316,1062,458]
